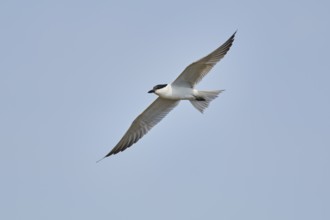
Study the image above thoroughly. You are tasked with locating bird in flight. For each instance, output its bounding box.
[99,31,236,161]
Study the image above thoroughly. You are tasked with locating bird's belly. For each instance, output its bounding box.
[158,87,196,100]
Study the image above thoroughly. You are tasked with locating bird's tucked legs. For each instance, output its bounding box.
[194,96,206,101]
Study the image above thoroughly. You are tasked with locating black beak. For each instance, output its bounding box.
[148,90,154,93]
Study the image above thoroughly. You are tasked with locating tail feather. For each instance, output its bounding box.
[190,90,224,113]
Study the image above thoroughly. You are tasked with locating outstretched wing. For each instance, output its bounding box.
[101,98,179,159]
[172,32,236,88]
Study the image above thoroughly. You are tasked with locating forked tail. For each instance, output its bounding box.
[190,90,224,113]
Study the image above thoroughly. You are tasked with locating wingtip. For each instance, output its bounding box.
[96,156,106,163]
[231,30,237,39]
[96,150,117,162]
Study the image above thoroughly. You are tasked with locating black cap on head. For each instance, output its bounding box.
[153,84,167,90]
[148,84,167,93]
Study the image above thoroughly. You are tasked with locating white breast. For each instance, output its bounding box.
[155,84,196,100]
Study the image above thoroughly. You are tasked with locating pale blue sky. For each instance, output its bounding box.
[1,1,330,219]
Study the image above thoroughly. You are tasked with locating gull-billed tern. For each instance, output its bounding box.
[99,32,236,160]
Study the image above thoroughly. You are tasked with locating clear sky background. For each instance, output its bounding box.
[1,1,329,219]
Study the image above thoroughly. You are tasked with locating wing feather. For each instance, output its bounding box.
[172,32,236,87]
[103,97,179,158]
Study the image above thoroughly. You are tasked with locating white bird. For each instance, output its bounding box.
[99,32,236,160]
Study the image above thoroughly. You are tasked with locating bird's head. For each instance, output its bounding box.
[148,84,168,94]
